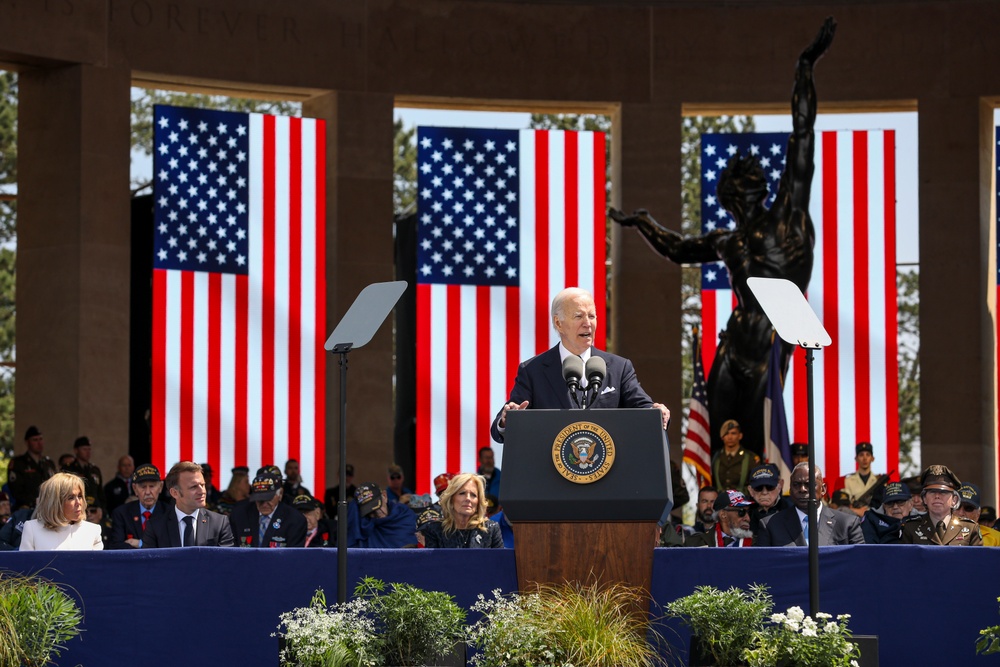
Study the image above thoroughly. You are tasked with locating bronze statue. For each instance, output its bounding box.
[610,17,836,458]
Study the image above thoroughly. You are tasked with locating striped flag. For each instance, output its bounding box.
[415,127,606,494]
[763,334,793,487]
[700,130,898,480]
[683,328,712,482]
[152,105,327,495]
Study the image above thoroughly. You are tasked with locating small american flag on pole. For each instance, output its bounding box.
[152,105,327,494]
[415,126,607,494]
[682,328,712,482]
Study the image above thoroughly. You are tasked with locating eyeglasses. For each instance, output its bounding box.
[754,485,777,492]
[924,488,954,497]
[724,508,749,517]
[389,474,402,480]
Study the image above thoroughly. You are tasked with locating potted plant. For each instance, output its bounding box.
[274,589,381,667]
[742,606,860,667]
[666,584,772,667]
[466,581,672,667]
[977,596,1000,655]
[0,570,84,667]
[355,577,467,667]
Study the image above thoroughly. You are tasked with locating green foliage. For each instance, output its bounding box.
[0,71,16,463]
[275,589,381,667]
[976,596,1000,655]
[393,119,418,216]
[467,582,671,667]
[0,571,84,667]
[897,268,920,476]
[743,608,860,667]
[129,88,300,194]
[666,584,771,667]
[355,576,466,667]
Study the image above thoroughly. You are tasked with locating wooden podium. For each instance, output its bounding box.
[501,409,672,602]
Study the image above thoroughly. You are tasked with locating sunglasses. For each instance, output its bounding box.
[725,508,750,517]
[961,504,978,513]
[753,485,777,492]
[389,474,402,480]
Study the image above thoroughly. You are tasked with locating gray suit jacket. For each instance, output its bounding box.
[757,504,864,546]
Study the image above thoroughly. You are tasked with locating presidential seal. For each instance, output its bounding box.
[552,421,615,484]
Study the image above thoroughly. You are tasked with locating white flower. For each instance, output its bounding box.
[824,621,839,634]
[815,611,832,620]
[851,661,860,667]
[786,620,801,632]
[802,616,818,631]
[771,613,788,623]
[837,613,852,620]
[786,606,805,622]
[801,626,818,637]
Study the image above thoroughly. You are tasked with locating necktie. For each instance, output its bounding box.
[936,520,947,542]
[259,514,270,546]
[182,515,194,547]
[801,515,809,545]
[141,511,151,531]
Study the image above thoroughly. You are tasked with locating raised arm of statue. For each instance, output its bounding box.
[609,207,721,265]
[782,17,836,213]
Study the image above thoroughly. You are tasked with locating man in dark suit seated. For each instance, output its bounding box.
[757,462,864,546]
[109,463,169,549]
[228,469,307,548]
[490,287,670,443]
[142,461,235,548]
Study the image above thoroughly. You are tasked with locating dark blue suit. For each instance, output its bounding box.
[108,500,169,549]
[490,345,654,442]
[228,499,307,548]
[142,507,235,548]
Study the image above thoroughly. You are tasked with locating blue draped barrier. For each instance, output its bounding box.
[2,545,999,666]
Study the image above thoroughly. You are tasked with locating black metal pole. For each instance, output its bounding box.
[805,346,819,616]
[336,349,349,604]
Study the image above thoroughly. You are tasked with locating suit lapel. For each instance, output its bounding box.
[195,509,207,546]
[541,346,572,409]
[786,509,806,546]
[167,511,182,548]
[818,507,835,546]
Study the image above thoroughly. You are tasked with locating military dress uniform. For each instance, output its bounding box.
[712,449,760,494]
[900,513,982,546]
[6,453,56,509]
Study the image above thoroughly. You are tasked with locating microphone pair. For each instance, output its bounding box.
[562,354,606,408]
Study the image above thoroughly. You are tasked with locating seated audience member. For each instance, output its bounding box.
[229,469,306,548]
[0,507,33,550]
[19,472,103,551]
[790,443,809,467]
[484,494,515,548]
[216,466,251,516]
[955,484,1000,546]
[692,486,719,534]
[324,463,356,517]
[86,495,113,548]
[901,476,926,515]
[477,447,502,500]
[385,464,413,505]
[829,489,852,513]
[282,459,312,505]
[686,490,754,547]
[109,464,166,549]
[746,463,788,535]
[900,465,981,546]
[711,420,760,495]
[57,454,75,471]
[104,455,135,514]
[0,491,9,525]
[200,463,223,509]
[757,463,864,546]
[420,473,503,549]
[143,461,235,548]
[293,495,334,547]
[355,482,417,548]
[860,482,910,544]
[980,505,998,530]
[414,507,442,547]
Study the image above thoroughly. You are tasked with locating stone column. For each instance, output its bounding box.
[917,95,996,498]
[16,62,131,473]
[302,91,396,489]
[612,101,683,452]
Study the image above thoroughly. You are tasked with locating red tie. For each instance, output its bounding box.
[142,511,151,531]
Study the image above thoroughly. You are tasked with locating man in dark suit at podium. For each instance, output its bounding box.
[490,287,670,442]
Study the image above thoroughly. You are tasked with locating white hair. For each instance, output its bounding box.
[792,461,824,482]
[550,287,594,319]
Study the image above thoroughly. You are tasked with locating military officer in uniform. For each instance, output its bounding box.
[711,420,760,495]
[229,470,306,547]
[841,441,879,505]
[6,426,56,510]
[67,436,104,507]
[900,465,982,546]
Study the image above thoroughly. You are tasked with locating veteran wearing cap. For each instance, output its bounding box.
[711,420,760,495]
[414,507,442,547]
[109,464,167,549]
[841,442,879,505]
[355,482,417,549]
[790,443,809,467]
[900,465,982,546]
[859,481,911,544]
[6,425,56,510]
[746,463,789,535]
[292,495,334,548]
[954,484,1000,547]
[228,469,306,547]
[686,490,755,547]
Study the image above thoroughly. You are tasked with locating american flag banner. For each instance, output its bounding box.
[682,328,712,482]
[415,126,607,494]
[700,130,898,481]
[152,105,327,495]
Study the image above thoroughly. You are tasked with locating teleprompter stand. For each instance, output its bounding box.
[502,408,671,609]
[325,280,407,603]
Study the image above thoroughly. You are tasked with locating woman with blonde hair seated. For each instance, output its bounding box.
[421,472,503,548]
[19,472,103,551]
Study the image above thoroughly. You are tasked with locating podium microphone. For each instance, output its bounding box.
[583,356,606,409]
[562,355,585,408]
